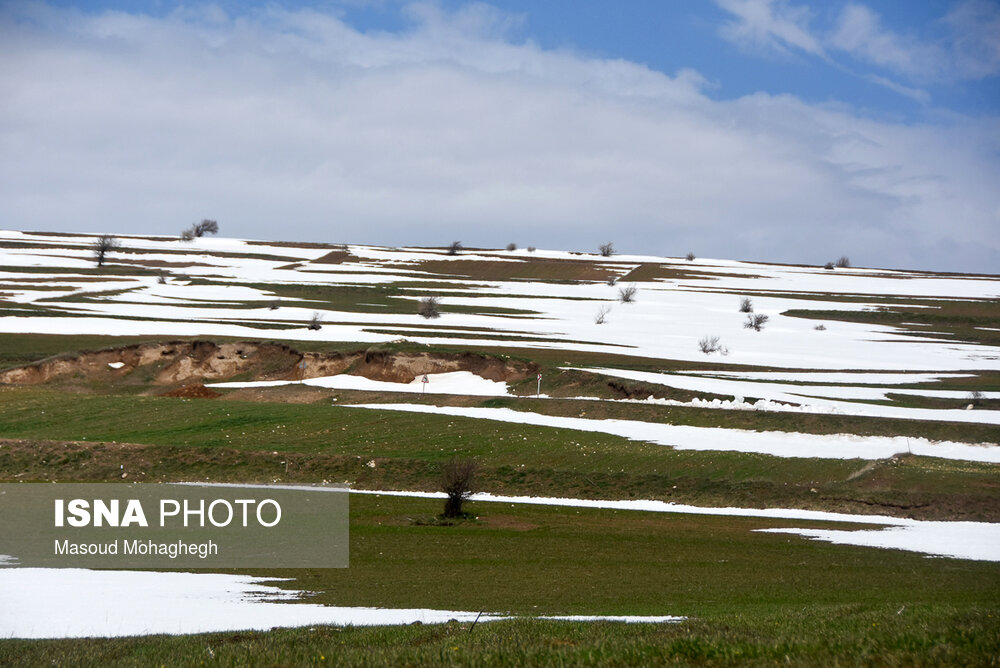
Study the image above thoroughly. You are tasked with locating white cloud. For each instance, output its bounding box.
[0,2,998,272]
[716,0,825,57]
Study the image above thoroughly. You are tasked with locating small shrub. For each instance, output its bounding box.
[447,241,463,255]
[744,313,769,331]
[441,457,477,518]
[814,323,826,331]
[157,272,167,285]
[93,235,119,267]
[824,261,834,270]
[698,335,721,354]
[598,242,615,257]
[418,296,441,319]
[180,228,195,241]
[269,300,280,310]
[686,252,695,261]
[739,297,753,313]
[506,243,517,251]
[594,304,612,324]
[835,256,851,268]
[526,246,536,252]
[307,312,323,330]
[618,285,637,303]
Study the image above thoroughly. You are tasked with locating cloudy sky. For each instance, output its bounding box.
[2,1,998,271]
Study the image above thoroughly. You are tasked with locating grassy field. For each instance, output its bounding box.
[2,386,998,520]
[1,493,998,667]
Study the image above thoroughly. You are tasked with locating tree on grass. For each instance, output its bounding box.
[447,241,463,255]
[598,242,615,257]
[307,312,323,330]
[93,235,119,267]
[441,457,477,518]
[418,296,441,319]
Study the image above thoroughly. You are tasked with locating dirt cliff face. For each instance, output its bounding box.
[0,340,536,389]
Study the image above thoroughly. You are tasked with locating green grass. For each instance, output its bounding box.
[1,494,998,666]
[2,388,998,520]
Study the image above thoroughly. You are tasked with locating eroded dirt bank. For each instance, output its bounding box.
[0,340,538,389]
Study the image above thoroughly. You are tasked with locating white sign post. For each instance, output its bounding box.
[536,373,542,398]
[422,374,429,395]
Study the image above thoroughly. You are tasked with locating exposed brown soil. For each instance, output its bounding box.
[160,383,223,399]
[0,340,538,390]
[311,250,352,264]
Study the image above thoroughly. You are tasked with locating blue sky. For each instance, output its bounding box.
[2,1,999,270]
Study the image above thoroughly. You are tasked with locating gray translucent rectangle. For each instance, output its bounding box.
[0,483,348,568]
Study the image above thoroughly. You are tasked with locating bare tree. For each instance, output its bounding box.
[441,457,477,518]
[179,228,195,241]
[835,256,851,268]
[506,243,517,251]
[598,242,615,257]
[193,219,219,237]
[93,235,119,267]
[968,390,984,407]
[526,246,536,252]
[698,335,721,354]
[823,261,835,270]
[739,297,753,313]
[686,252,696,261]
[157,272,168,284]
[744,313,769,331]
[594,304,612,324]
[618,285,637,303]
[418,296,441,319]
[307,312,323,330]
[447,241,463,256]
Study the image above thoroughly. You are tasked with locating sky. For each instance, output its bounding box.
[1,1,999,272]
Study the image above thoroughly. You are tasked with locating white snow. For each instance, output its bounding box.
[0,568,680,639]
[210,371,511,396]
[346,403,1000,462]
[107,362,125,369]
[576,367,1000,425]
[0,569,501,639]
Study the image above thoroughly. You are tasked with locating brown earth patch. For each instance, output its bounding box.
[160,383,222,399]
[0,340,538,390]
[415,259,622,282]
[311,250,352,264]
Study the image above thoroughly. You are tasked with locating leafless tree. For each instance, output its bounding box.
[307,312,323,330]
[686,252,696,261]
[193,219,219,237]
[441,457,477,518]
[598,242,615,257]
[739,297,753,313]
[594,304,612,324]
[180,228,195,241]
[506,243,517,251]
[526,246,536,252]
[744,313,769,331]
[447,241,463,255]
[835,256,851,268]
[823,261,835,270]
[968,390,984,407]
[618,285,637,303]
[698,335,721,354]
[93,235,119,267]
[418,296,441,319]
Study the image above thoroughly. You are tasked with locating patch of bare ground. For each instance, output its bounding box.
[0,340,538,391]
[414,259,620,282]
[310,249,353,264]
[159,384,222,399]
